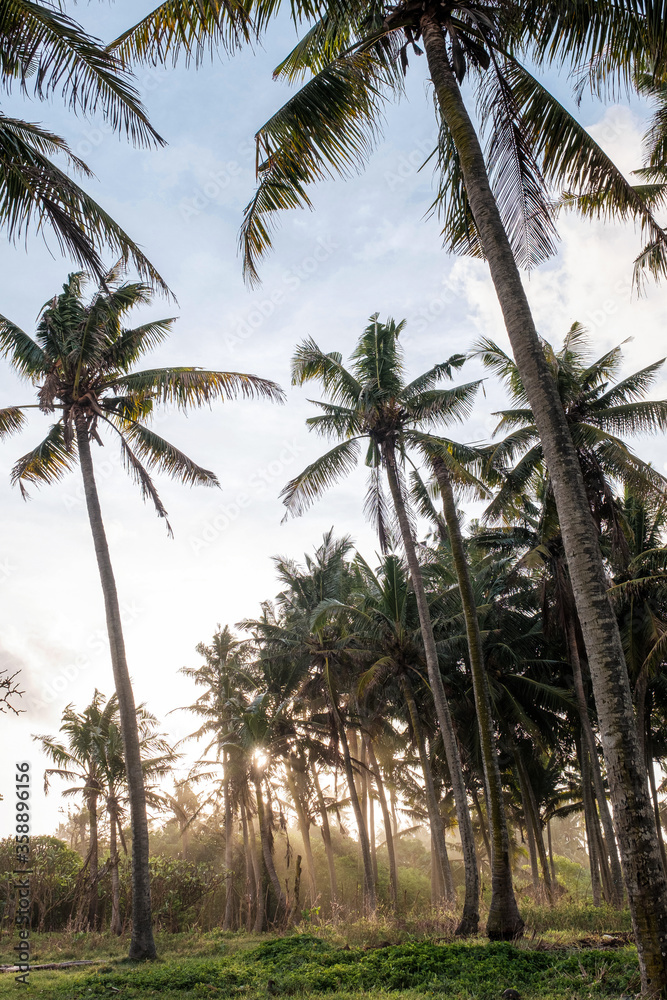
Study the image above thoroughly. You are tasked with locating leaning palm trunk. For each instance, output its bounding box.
[566,621,624,907]
[76,418,156,960]
[434,459,523,935]
[365,739,399,910]
[514,753,552,903]
[400,673,455,906]
[419,16,667,985]
[384,443,479,933]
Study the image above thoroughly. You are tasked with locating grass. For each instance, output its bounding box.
[0,928,640,1000]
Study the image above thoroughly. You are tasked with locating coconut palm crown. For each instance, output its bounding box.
[0,269,283,524]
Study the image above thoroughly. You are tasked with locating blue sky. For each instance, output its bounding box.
[1,1,666,833]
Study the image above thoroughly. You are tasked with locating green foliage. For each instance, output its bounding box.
[0,836,82,931]
[2,934,639,1000]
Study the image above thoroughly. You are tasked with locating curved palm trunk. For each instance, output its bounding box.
[383,443,479,933]
[253,772,289,925]
[566,621,624,907]
[400,673,455,906]
[515,762,540,892]
[76,419,156,960]
[366,739,399,910]
[285,760,318,904]
[313,767,338,910]
[419,17,667,985]
[223,757,235,931]
[108,793,122,936]
[435,460,523,936]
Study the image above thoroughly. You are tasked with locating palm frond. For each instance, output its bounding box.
[109,368,284,407]
[0,114,169,292]
[240,46,394,285]
[117,420,220,488]
[11,421,75,496]
[0,406,28,439]
[0,313,46,377]
[280,437,362,517]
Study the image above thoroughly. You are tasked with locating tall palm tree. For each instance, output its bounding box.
[230,5,667,979]
[1,269,283,958]
[1,1,167,287]
[281,315,525,937]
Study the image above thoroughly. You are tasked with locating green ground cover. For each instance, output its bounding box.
[0,931,640,1000]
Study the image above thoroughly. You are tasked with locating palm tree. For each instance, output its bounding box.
[1,1,167,287]
[281,315,527,937]
[35,691,110,929]
[180,626,259,930]
[2,270,283,959]
[230,6,667,979]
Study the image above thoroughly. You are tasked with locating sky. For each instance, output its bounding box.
[1,1,667,835]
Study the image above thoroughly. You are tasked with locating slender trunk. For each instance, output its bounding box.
[336,711,377,914]
[248,812,265,932]
[109,795,122,936]
[471,785,492,864]
[87,790,99,931]
[241,801,256,932]
[581,746,602,907]
[515,762,539,892]
[419,14,667,987]
[285,760,318,904]
[76,419,155,960]
[383,443,478,933]
[368,770,378,890]
[223,755,235,931]
[547,819,557,885]
[567,620,624,907]
[390,785,399,837]
[313,767,338,909]
[515,753,552,902]
[400,673,455,907]
[366,739,399,910]
[436,461,523,936]
[648,758,667,877]
[253,772,289,924]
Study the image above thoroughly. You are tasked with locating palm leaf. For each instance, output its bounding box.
[11,421,75,497]
[0,406,28,439]
[280,437,363,516]
[0,313,46,377]
[118,420,220,488]
[109,368,284,407]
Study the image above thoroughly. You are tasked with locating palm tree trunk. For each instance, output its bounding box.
[419,13,667,986]
[435,459,523,935]
[241,801,256,931]
[285,760,318,904]
[253,772,289,924]
[75,418,156,960]
[515,762,540,892]
[581,746,602,907]
[471,785,492,865]
[223,756,235,931]
[566,621,624,907]
[646,717,667,877]
[109,795,122,936]
[384,443,478,933]
[313,767,338,909]
[547,819,557,885]
[400,673,455,907]
[335,709,377,914]
[515,753,553,902]
[247,811,265,932]
[366,739,399,910]
[87,791,99,931]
